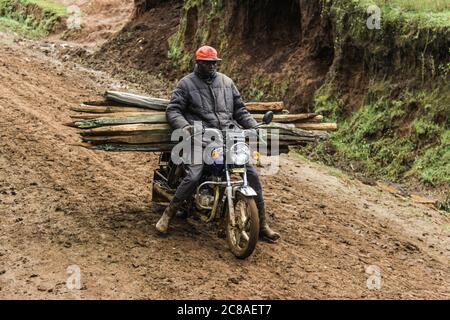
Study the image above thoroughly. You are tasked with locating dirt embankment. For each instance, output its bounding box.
[92,0,334,112]
[99,0,448,110]
[50,0,134,47]
[0,31,450,299]
[89,0,182,78]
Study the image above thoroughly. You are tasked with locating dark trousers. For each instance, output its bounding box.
[171,164,266,215]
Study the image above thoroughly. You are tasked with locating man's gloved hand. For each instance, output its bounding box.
[245,128,258,137]
[182,125,195,136]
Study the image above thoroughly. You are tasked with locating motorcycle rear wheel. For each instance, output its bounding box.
[225,193,259,259]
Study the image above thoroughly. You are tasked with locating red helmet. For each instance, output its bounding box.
[195,45,222,61]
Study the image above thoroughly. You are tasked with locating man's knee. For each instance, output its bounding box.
[246,165,259,181]
[184,164,203,183]
[246,165,262,192]
[246,165,258,177]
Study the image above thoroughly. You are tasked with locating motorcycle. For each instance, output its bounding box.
[151,111,274,259]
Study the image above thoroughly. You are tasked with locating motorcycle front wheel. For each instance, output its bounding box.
[225,193,259,259]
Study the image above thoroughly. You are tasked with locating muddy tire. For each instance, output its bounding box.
[225,193,259,259]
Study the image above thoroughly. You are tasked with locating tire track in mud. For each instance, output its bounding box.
[260,162,450,298]
[0,33,449,299]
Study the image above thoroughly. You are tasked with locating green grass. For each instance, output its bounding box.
[374,0,450,12]
[0,0,67,38]
[0,15,47,37]
[315,81,450,186]
[24,0,67,16]
[356,0,450,27]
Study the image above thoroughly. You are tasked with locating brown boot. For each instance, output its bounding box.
[257,202,280,242]
[155,203,179,234]
[260,222,280,242]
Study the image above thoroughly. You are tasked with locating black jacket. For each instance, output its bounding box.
[166,71,257,130]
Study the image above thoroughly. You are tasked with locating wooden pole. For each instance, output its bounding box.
[294,123,338,131]
[71,104,157,113]
[245,101,284,112]
[253,113,318,122]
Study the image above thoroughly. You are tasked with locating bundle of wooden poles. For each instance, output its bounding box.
[68,91,337,154]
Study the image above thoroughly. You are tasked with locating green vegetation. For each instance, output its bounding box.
[168,0,226,71]
[244,76,290,102]
[168,0,291,102]
[0,0,67,38]
[0,15,46,37]
[24,0,67,16]
[329,0,449,78]
[167,16,188,68]
[370,0,450,28]
[374,0,450,13]
[313,80,449,186]
[306,0,450,188]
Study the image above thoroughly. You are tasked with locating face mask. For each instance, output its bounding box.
[196,61,218,78]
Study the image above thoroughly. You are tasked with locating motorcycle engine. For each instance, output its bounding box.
[196,186,215,209]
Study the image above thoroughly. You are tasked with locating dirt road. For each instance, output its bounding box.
[0,31,449,299]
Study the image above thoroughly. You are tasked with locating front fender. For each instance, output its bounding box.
[233,185,257,198]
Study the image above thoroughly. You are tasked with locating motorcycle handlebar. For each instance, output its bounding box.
[185,127,268,148]
[189,127,258,137]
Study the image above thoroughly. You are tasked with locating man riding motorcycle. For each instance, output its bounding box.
[155,45,280,242]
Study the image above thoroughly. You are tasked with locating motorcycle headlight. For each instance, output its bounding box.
[229,142,250,165]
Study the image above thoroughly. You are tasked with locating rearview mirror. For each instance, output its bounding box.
[262,111,274,124]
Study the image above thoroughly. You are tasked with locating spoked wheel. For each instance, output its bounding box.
[225,193,259,259]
